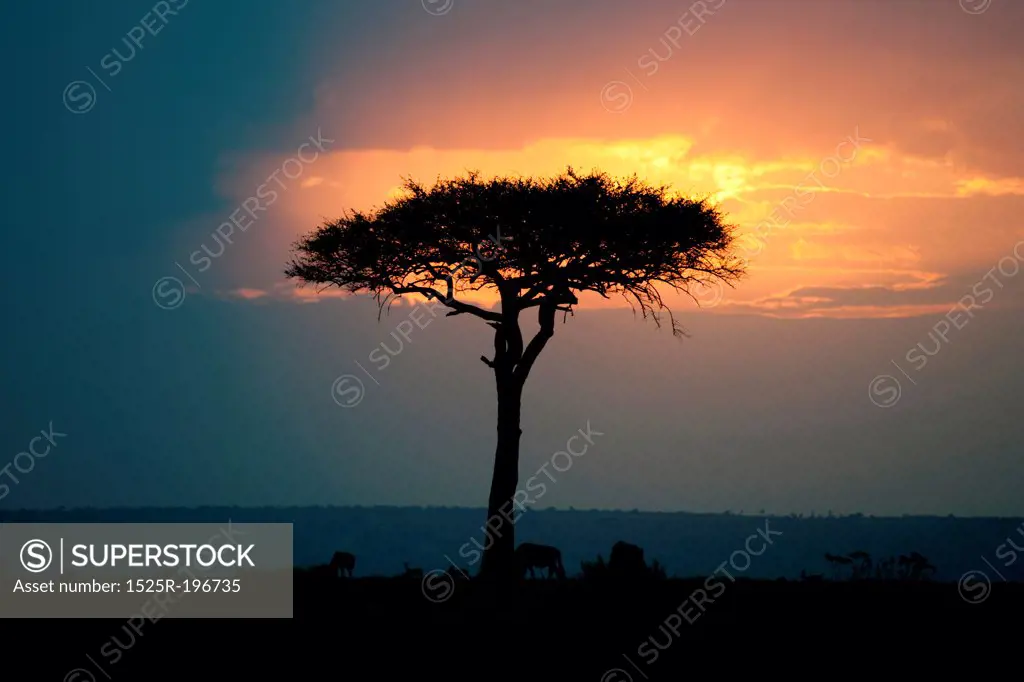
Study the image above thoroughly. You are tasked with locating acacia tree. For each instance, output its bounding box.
[285,169,744,580]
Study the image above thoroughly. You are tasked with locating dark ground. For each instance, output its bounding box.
[18,570,1022,679]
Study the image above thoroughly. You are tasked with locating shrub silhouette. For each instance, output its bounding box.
[580,554,609,580]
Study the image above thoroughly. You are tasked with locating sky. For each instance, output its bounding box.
[2,0,1023,515]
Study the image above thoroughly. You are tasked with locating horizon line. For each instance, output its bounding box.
[1,505,1019,521]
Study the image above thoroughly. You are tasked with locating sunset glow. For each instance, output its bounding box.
[203,0,1022,322]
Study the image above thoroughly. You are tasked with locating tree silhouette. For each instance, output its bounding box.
[285,168,744,581]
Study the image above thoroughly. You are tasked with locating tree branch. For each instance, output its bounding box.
[391,285,501,322]
[513,301,557,385]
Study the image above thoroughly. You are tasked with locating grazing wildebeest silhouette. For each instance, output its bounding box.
[609,541,646,577]
[515,543,566,579]
[329,551,355,578]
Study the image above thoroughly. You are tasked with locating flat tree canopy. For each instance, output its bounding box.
[285,168,743,336]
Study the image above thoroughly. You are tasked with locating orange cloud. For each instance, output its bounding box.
[229,288,269,300]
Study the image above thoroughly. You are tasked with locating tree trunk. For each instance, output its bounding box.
[479,374,523,582]
[478,300,557,584]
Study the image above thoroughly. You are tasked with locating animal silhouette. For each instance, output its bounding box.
[609,541,647,577]
[329,551,355,578]
[515,543,566,579]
